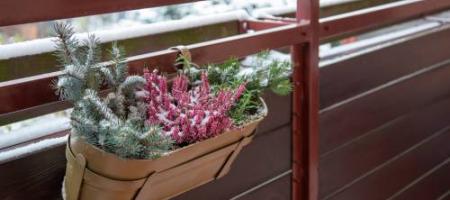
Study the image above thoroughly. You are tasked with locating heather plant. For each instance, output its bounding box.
[144,70,246,145]
[54,23,172,159]
[178,51,292,125]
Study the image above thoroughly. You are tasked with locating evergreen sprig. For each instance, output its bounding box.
[180,51,292,125]
[54,23,172,159]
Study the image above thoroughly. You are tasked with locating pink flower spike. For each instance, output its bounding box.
[143,70,247,145]
[235,82,247,100]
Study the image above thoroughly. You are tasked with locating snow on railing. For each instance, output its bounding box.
[251,0,370,19]
[0,0,380,60]
[0,115,70,149]
[320,21,441,63]
[0,135,67,163]
[252,6,296,19]
[321,0,360,8]
[0,0,392,60]
[0,11,249,60]
[320,9,450,64]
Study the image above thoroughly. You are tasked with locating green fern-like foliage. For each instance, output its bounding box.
[178,51,292,125]
[54,23,172,159]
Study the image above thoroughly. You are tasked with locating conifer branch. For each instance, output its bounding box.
[53,23,173,159]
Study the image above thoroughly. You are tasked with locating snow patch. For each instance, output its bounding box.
[252,6,296,18]
[241,50,290,66]
[237,67,255,77]
[0,135,67,163]
[321,0,360,8]
[0,117,70,149]
[200,115,211,126]
[0,11,249,59]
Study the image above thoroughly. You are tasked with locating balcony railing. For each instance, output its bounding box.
[1,0,450,200]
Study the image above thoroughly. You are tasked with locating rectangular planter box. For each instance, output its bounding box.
[63,99,267,200]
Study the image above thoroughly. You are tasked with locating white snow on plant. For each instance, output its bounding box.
[241,50,291,67]
[239,51,292,86]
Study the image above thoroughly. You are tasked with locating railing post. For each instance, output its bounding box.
[291,0,319,200]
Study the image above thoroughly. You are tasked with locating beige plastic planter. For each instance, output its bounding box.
[63,99,267,200]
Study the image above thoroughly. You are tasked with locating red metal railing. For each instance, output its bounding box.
[1,0,450,199]
[3,0,450,127]
[245,0,450,40]
[291,0,320,198]
[0,24,307,123]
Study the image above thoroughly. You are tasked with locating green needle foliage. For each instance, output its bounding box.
[178,51,292,125]
[54,23,172,159]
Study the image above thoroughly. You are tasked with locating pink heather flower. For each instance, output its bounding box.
[234,82,246,100]
[144,70,246,144]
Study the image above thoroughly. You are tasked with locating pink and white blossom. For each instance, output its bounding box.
[144,70,246,144]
